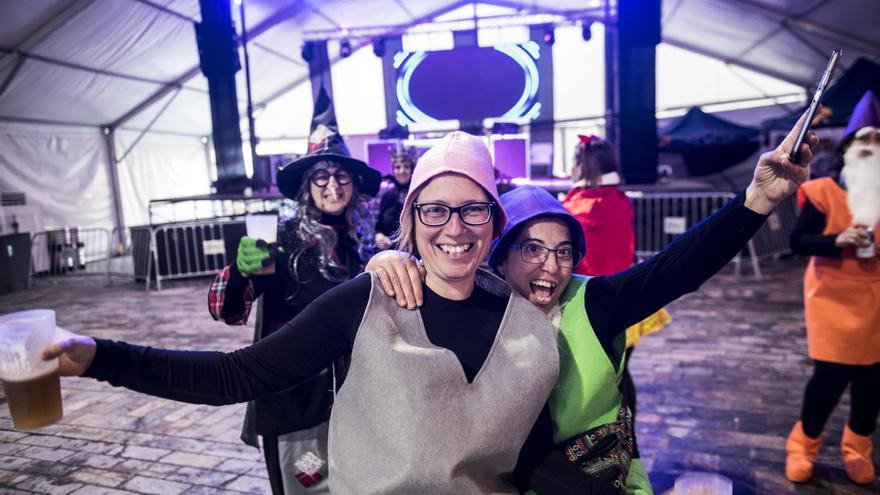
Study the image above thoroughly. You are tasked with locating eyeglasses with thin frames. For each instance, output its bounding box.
[412,201,495,227]
[311,171,353,187]
[509,242,581,268]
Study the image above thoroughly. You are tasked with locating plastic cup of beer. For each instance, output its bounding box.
[245,213,278,275]
[0,309,63,430]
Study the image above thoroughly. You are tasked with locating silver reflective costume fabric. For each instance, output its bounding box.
[328,271,559,494]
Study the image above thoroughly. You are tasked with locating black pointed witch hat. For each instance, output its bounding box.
[277,86,381,198]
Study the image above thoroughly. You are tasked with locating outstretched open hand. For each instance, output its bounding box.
[745,111,819,215]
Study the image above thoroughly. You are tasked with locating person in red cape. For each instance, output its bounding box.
[562,135,670,425]
[786,91,880,485]
[563,135,634,276]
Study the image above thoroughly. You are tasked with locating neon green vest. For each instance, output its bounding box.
[550,275,625,443]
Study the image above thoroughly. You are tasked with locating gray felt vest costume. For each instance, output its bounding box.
[328,270,559,494]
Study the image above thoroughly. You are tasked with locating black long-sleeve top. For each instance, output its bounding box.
[85,192,767,488]
[790,197,843,258]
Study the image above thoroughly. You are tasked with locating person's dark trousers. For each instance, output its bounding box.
[800,360,880,438]
[262,434,284,495]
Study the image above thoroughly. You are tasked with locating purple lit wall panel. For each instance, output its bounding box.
[367,142,395,177]
[493,139,527,180]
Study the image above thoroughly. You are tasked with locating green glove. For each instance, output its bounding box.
[236,236,272,276]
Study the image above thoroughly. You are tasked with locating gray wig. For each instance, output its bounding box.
[279,161,375,299]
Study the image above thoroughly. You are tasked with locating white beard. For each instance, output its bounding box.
[842,143,880,226]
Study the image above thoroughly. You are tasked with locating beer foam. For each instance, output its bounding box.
[0,316,57,380]
[1,362,58,382]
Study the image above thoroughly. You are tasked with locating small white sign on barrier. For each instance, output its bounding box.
[767,212,782,231]
[203,240,225,256]
[663,217,687,235]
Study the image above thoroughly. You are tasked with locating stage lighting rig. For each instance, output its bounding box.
[372,38,385,57]
[581,20,593,41]
[301,42,313,62]
[339,39,353,58]
[542,26,555,46]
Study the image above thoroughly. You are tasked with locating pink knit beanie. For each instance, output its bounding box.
[402,131,507,234]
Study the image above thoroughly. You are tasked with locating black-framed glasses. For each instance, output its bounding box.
[412,201,495,227]
[509,242,582,268]
[311,170,353,187]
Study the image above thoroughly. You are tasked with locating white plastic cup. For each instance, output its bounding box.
[245,213,278,244]
[0,310,63,430]
[245,213,278,275]
[674,472,733,495]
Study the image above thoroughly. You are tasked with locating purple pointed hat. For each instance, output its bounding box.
[840,90,880,146]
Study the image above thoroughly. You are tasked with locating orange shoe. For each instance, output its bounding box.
[785,421,823,482]
[841,424,875,484]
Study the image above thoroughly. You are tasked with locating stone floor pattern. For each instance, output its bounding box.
[0,257,877,494]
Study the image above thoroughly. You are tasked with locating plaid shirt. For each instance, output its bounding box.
[207,265,255,325]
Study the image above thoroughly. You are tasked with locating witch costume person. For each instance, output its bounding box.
[206,87,380,495]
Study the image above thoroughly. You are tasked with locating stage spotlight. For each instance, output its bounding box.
[581,21,593,41]
[339,39,353,58]
[372,38,385,58]
[301,42,313,63]
[542,26,555,46]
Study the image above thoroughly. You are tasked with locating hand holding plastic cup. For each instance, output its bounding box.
[0,310,63,430]
[245,213,279,275]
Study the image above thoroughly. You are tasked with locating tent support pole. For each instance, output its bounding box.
[663,37,807,87]
[103,129,126,246]
[110,0,309,130]
[0,55,26,98]
[0,0,97,71]
[114,87,182,164]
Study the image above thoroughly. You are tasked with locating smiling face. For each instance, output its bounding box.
[497,217,574,313]
[414,174,495,298]
[309,162,354,215]
[392,158,414,186]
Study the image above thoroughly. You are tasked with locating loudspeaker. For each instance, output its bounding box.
[195,0,241,77]
[618,0,661,47]
[614,0,661,184]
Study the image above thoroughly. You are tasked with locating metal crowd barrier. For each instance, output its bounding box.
[749,194,798,266]
[107,226,135,281]
[30,228,112,286]
[625,191,762,279]
[134,220,243,291]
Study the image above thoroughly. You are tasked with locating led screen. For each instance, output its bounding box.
[392,42,543,126]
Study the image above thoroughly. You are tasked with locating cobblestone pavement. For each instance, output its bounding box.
[0,258,877,494]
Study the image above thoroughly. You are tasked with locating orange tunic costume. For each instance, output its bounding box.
[797,177,880,365]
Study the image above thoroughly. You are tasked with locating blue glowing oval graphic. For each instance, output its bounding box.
[400,46,532,122]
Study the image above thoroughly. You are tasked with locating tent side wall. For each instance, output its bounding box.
[0,122,213,235]
[115,130,213,227]
[0,121,114,233]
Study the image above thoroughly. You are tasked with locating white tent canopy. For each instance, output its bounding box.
[1,0,878,230]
